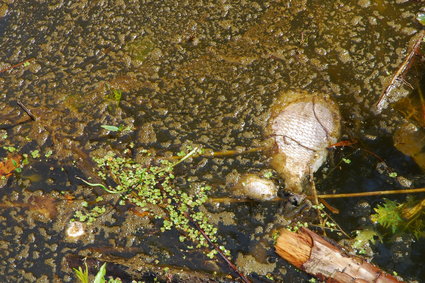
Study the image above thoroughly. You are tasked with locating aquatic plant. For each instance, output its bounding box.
[105,86,122,103]
[30,149,40,159]
[290,203,346,237]
[100,124,133,134]
[74,263,89,283]
[351,229,381,255]
[75,147,230,259]
[73,205,106,225]
[371,197,425,239]
[74,263,123,283]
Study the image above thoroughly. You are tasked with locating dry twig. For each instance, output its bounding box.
[0,58,35,73]
[374,30,425,113]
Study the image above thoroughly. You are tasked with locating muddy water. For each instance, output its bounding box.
[0,0,424,282]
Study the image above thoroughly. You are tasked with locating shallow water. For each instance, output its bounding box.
[0,0,424,282]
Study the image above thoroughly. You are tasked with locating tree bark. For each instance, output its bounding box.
[275,227,404,283]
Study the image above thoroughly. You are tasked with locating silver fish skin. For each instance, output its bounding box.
[267,90,341,194]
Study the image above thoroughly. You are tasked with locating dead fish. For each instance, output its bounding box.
[266,90,341,194]
[233,174,278,201]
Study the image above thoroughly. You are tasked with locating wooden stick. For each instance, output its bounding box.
[374,30,425,113]
[0,58,35,73]
[171,147,266,160]
[211,187,425,203]
[417,79,425,124]
[275,228,404,283]
[191,218,251,283]
[16,101,36,121]
[318,187,425,199]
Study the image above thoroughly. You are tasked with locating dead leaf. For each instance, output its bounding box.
[0,155,22,177]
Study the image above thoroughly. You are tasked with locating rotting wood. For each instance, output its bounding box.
[275,227,404,283]
[374,30,425,113]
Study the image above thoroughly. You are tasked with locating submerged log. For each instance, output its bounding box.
[275,228,404,283]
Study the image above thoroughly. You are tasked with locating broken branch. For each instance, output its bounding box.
[17,100,36,121]
[275,227,404,283]
[374,30,425,113]
[0,58,35,73]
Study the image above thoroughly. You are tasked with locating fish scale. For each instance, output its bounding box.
[267,91,341,194]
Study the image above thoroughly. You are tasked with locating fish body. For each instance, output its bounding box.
[234,174,278,201]
[267,90,341,194]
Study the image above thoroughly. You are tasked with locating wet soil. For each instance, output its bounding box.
[1,0,424,282]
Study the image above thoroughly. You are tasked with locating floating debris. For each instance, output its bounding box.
[233,174,278,201]
[0,154,22,178]
[66,221,85,240]
[267,90,341,194]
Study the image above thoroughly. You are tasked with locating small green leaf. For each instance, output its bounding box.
[3,146,17,153]
[101,125,120,132]
[93,263,107,283]
[352,229,381,250]
[45,150,53,158]
[22,154,29,165]
[73,263,89,283]
[263,171,273,179]
[177,151,186,157]
[30,150,40,159]
[342,158,351,164]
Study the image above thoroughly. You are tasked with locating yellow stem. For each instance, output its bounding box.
[317,187,425,199]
